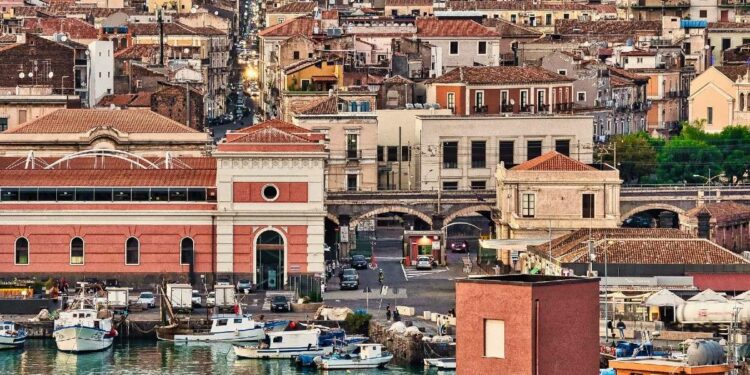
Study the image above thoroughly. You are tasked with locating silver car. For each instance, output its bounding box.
[416,256,433,270]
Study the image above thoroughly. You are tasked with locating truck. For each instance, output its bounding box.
[213,284,236,311]
[166,284,193,312]
[106,287,130,310]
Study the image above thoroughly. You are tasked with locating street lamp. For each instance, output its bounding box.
[693,168,725,202]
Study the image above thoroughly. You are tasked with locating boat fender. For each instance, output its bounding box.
[105,328,118,338]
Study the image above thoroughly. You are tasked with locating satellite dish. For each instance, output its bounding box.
[48,72,54,78]
[18,72,25,79]
[28,72,33,78]
[60,35,67,42]
[190,8,196,13]
[214,11,219,15]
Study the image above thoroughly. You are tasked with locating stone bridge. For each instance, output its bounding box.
[326,186,750,230]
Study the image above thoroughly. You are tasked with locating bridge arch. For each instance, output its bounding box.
[620,203,685,223]
[350,206,433,228]
[444,204,496,226]
[325,212,340,226]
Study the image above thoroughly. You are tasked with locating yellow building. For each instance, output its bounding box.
[283,58,344,92]
[146,0,194,13]
[688,65,750,133]
[265,2,316,27]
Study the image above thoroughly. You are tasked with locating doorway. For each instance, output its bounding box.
[255,230,285,290]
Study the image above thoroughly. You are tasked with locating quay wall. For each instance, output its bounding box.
[368,319,455,365]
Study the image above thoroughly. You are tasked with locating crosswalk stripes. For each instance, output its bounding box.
[404,268,448,279]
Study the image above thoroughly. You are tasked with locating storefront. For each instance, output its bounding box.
[404,230,442,266]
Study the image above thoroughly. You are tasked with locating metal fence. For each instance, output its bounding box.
[288,274,322,303]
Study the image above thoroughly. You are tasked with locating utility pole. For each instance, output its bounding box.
[158,9,165,67]
[398,126,402,190]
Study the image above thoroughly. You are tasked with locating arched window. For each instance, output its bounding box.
[70,237,84,265]
[126,237,139,265]
[180,238,194,265]
[15,237,29,265]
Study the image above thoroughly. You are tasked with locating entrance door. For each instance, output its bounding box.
[256,231,285,290]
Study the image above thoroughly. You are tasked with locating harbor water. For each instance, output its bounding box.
[0,340,445,375]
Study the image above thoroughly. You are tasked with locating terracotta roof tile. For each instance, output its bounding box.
[258,17,316,38]
[555,20,661,36]
[448,1,592,11]
[7,109,200,134]
[559,239,748,265]
[416,18,499,38]
[321,10,339,20]
[271,2,316,13]
[295,96,339,115]
[0,169,216,187]
[483,18,542,38]
[430,66,573,85]
[708,22,750,30]
[716,65,749,81]
[685,202,750,222]
[383,75,413,84]
[534,228,695,260]
[511,151,595,171]
[386,0,432,6]
[22,18,99,40]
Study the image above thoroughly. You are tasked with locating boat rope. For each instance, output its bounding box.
[126,319,158,334]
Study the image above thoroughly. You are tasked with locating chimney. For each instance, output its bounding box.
[697,210,711,240]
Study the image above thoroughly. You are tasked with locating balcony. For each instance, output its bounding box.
[520,104,532,113]
[720,0,750,7]
[554,103,573,112]
[346,149,362,161]
[537,104,550,112]
[631,0,690,8]
[474,105,489,113]
[501,104,514,113]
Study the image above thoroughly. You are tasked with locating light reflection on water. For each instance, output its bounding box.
[0,340,453,375]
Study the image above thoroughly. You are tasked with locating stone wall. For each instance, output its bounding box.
[368,319,455,365]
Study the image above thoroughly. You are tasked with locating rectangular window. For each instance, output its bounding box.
[442,141,458,169]
[18,110,26,124]
[447,92,455,110]
[449,41,459,55]
[577,92,586,102]
[478,41,487,55]
[699,10,707,18]
[377,146,384,162]
[510,14,516,23]
[527,140,542,160]
[522,194,535,218]
[707,106,713,125]
[582,193,595,218]
[293,51,300,59]
[546,14,552,25]
[471,140,486,168]
[301,80,310,90]
[520,90,528,109]
[499,141,514,165]
[722,38,731,51]
[0,117,7,131]
[442,181,458,190]
[347,134,358,159]
[484,319,505,358]
[475,91,484,109]
[387,146,398,162]
[557,69,567,76]
[471,180,486,190]
[347,174,358,191]
[401,146,410,162]
[555,139,570,156]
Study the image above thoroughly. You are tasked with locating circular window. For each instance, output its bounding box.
[262,184,279,201]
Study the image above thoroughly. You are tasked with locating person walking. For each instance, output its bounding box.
[616,319,626,339]
[385,304,392,321]
[378,269,384,286]
[606,320,613,339]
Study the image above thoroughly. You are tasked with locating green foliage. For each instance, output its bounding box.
[656,139,722,183]
[604,133,657,183]
[343,312,372,335]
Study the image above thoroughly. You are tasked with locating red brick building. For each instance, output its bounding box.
[455,275,599,375]
[681,202,750,253]
[425,66,575,115]
[0,119,327,288]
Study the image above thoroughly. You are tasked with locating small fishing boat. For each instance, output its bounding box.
[53,285,117,353]
[0,321,27,349]
[315,343,393,370]
[234,329,333,359]
[158,314,265,342]
[424,357,456,370]
[294,331,369,367]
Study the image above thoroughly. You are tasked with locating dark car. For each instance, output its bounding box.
[340,268,359,290]
[622,216,652,228]
[350,255,368,270]
[270,295,290,312]
[449,240,468,253]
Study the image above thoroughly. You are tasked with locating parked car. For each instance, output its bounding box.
[270,295,290,312]
[206,291,216,308]
[237,279,253,293]
[340,268,359,290]
[449,240,468,253]
[191,290,202,307]
[350,255,368,270]
[416,255,433,270]
[137,291,155,308]
[622,216,652,228]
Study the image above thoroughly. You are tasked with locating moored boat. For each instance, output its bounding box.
[234,329,333,359]
[315,343,393,370]
[53,308,117,353]
[157,314,265,342]
[0,321,27,349]
[424,357,456,370]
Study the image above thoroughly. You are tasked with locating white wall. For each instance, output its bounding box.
[88,40,115,108]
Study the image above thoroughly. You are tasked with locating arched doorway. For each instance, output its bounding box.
[255,230,285,290]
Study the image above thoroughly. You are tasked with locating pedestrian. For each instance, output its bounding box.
[606,320,613,338]
[320,279,326,294]
[616,318,626,339]
[386,304,392,321]
[378,269,384,286]
[393,309,400,322]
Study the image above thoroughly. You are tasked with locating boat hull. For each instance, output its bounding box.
[318,354,393,369]
[234,345,333,359]
[53,326,114,353]
[0,335,26,350]
[172,327,265,342]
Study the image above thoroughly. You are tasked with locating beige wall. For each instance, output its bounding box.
[293,114,379,192]
[417,115,595,191]
[496,166,621,239]
[688,67,735,132]
[265,12,307,27]
[0,97,73,131]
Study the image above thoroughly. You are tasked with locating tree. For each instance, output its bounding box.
[603,133,657,183]
[656,139,722,183]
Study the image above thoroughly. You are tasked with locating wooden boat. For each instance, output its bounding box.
[315,343,393,369]
[53,286,117,353]
[157,314,265,342]
[424,357,456,369]
[234,329,333,359]
[0,321,27,349]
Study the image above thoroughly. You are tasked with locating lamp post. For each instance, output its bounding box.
[693,168,725,202]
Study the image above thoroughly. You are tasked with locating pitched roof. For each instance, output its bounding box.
[708,22,750,30]
[220,119,326,152]
[559,238,748,265]
[97,92,152,108]
[555,20,661,36]
[484,18,542,38]
[7,109,199,134]
[534,228,695,259]
[429,66,573,85]
[22,17,99,40]
[684,202,750,222]
[416,18,499,38]
[386,0,433,6]
[447,1,592,11]
[511,151,596,171]
[0,169,216,187]
[716,65,749,81]
[258,17,317,38]
[294,96,339,115]
[270,2,316,13]
[383,75,413,84]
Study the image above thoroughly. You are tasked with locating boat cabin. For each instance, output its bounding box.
[358,344,383,359]
[210,314,259,333]
[1,321,17,333]
[264,329,320,349]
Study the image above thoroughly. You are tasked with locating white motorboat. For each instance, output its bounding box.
[315,343,393,370]
[233,329,333,359]
[424,357,456,369]
[0,321,27,349]
[159,314,265,342]
[53,286,117,353]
